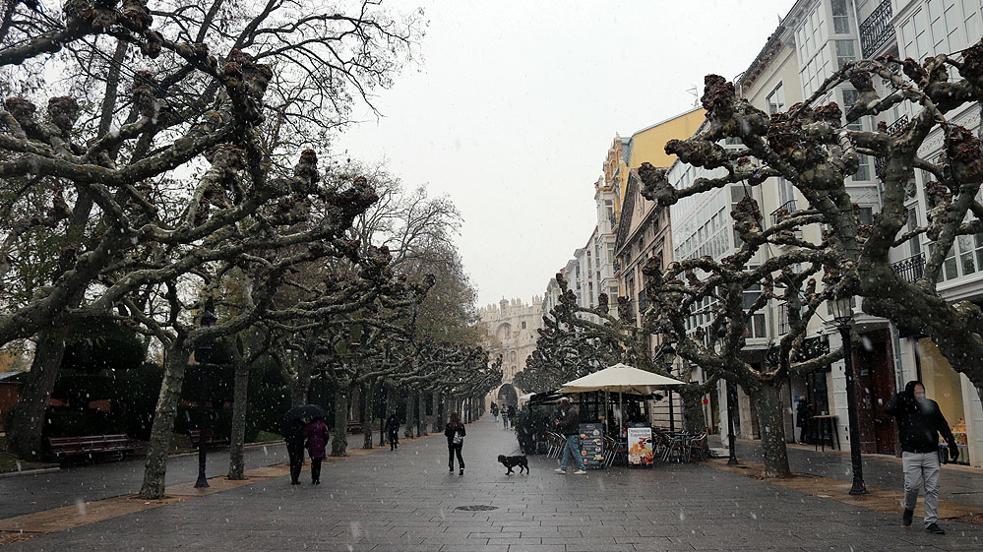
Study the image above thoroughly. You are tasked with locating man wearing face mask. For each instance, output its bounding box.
[885,380,959,535]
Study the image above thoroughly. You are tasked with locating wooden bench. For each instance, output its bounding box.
[48,434,138,463]
[346,421,362,434]
[188,429,229,448]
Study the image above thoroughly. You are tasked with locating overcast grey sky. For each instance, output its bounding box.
[337,0,796,308]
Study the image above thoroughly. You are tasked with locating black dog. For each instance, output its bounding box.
[498,454,529,475]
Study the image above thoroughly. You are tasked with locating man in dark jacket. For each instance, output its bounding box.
[553,398,586,475]
[385,414,400,451]
[885,380,958,534]
[282,418,306,485]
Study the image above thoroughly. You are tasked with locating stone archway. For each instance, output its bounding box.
[496,383,518,408]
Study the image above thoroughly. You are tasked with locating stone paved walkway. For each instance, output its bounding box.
[713,436,983,510]
[3,419,982,551]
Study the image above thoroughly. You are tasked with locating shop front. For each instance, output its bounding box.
[915,338,980,466]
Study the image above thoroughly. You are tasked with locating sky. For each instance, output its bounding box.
[336,0,797,308]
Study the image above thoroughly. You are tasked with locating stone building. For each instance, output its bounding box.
[478,297,544,408]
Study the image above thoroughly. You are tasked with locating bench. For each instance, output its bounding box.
[48,434,138,463]
[346,421,363,434]
[188,429,229,449]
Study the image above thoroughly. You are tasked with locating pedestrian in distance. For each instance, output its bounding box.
[386,413,401,451]
[303,417,329,485]
[445,411,467,475]
[282,417,306,485]
[490,402,499,422]
[554,397,586,475]
[507,404,516,429]
[885,380,959,535]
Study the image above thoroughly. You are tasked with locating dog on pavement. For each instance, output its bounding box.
[497,454,529,475]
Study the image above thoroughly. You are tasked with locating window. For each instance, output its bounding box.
[766,83,785,115]
[831,0,850,34]
[907,209,922,258]
[835,40,856,69]
[853,154,871,181]
[520,321,526,329]
[858,206,874,225]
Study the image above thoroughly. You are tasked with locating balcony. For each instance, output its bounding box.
[860,0,896,58]
[886,113,909,136]
[892,253,926,283]
[770,199,798,226]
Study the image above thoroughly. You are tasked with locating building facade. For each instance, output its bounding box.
[479,297,544,407]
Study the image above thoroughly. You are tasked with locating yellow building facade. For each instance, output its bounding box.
[601,107,706,219]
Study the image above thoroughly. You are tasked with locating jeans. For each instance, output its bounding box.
[388,431,399,450]
[903,451,941,526]
[448,443,465,470]
[310,458,322,483]
[559,434,585,471]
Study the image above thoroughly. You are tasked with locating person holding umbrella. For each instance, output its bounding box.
[304,416,329,485]
[283,404,327,485]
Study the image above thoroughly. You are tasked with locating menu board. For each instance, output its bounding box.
[579,422,605,469]
[627,425,654,466]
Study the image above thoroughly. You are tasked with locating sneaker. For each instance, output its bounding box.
[902,508,914,527]
[449,467,454,473]
[459,468,464,475]
[312,480,320,486]
[925,523,945,535]
[554,468,567,474]
[573,470,587,475]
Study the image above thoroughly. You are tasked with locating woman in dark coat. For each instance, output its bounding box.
[303,417,329,485]
[445,411,467,475]
[282,418,306,485]
[386,413,401,451]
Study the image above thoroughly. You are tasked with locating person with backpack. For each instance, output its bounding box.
[303,417,329,485]
[444,411,467,475]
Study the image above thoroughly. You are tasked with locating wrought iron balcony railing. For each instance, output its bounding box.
[860,0,896,58]
[770,199,798,226]
[892,252,926,283]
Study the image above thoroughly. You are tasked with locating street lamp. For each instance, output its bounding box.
[193,306,218,489]
[829,296,867,495]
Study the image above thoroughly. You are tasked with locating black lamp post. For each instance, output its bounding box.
[829,297,866,495]
[193,307,218,489]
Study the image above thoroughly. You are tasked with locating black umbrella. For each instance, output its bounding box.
[284,404,328,421]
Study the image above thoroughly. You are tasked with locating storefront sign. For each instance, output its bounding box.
[627,425,653,465]
[578,422,605,469]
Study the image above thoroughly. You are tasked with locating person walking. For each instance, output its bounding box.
[886,380,959,535]
[490,402,499,422]
[554,398,586,475]
[445,411,467,475]
[282,417,306,485]
[507,404,516,429]
[386,413,401,451]
[303,417,329,485]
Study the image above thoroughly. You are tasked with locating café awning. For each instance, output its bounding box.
[559,363,684,395]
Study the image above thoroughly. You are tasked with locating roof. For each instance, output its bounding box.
[629,106,705,137]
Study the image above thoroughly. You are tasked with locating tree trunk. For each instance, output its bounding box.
[404,393,416,438]
[416,392,425,436]
[432,389,441,432]
[139,344,190,499]
[330,384,349,456]
[227,358,250,480]
[362,382,374,449]
[751,383,791,478]
[6,330,66,460]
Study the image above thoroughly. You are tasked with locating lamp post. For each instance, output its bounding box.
[830,297,866,495]
[193,307,218,489]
